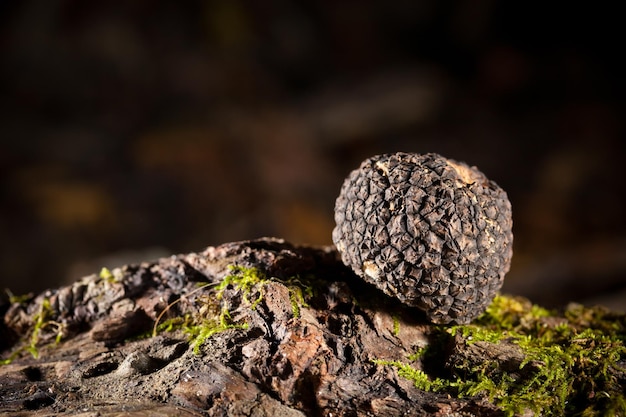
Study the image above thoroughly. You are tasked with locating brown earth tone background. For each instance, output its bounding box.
[1,1,624,310]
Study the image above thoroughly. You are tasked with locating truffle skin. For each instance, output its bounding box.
[332,152,513,324]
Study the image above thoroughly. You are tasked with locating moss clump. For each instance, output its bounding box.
[98,267,123,283]
[1,298,65,365]
[284,283,306,319]
[280,275,316,319]
[153,265,318,352]
[28,298,65,358]
[215,265,269,309]
[151,266,262,353]
[377,295,626,416]
[152,310,248,355]
[392,314,401,336]
[217,266,316,318]
[185,308,249,354]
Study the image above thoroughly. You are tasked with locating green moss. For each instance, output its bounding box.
[99,267,114,281]
[373,359,447,391]
[2,265,318,364]
[287,284,306,318]
[99,267,122,283]
[5,289,32,305]
[152,266,318,353]
[184,308,249,354]
[1,297,64,365]
[216,265,268,309]
[0,351,19,366]
[218,266,319,319]
[150,313,192,336]
[149,266,258,352]
[392,314,401,336]
[279,275,316,319]
[376,295,626,416]
[213,266,320,321]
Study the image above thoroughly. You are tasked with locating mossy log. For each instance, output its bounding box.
[1,238,625,416]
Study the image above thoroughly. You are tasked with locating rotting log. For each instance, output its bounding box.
[1,238,625,416]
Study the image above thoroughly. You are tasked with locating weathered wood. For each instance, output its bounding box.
[1,238,624,416]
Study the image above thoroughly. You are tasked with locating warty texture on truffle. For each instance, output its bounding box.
[332,152,513,324]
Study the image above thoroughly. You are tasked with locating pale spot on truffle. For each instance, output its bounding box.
[447,160,477,184]
[363,261,381,280]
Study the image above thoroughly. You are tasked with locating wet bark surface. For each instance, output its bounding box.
[1,238,512,416]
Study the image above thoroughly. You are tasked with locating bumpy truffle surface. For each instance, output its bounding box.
[333,152,513,324]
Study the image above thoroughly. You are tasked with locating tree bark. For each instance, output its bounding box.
[1,238,623,416]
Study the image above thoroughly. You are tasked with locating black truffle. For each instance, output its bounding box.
[333,152,513,324]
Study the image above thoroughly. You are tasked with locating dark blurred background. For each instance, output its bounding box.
[1,1,624,311]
